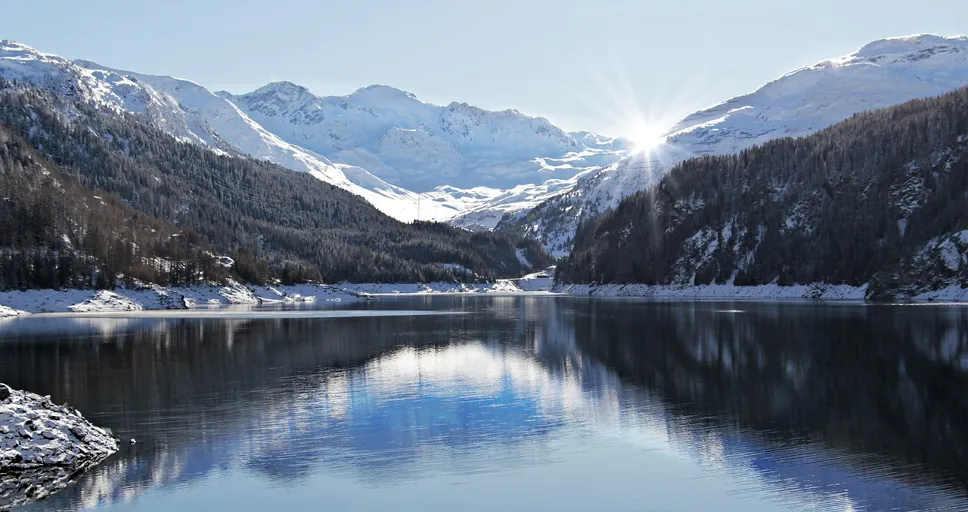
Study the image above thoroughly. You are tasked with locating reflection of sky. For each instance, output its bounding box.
[15,302,968,512]
[245,345,567,481]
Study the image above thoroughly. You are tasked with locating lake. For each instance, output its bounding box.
[2,296,968,511]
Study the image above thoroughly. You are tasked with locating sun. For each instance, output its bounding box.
[628,120,666,153]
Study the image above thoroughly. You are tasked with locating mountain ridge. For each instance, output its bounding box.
[497,33,968,256]
[558,84,968,300]
[0,39,627,224]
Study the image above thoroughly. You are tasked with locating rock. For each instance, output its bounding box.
[0,384,10,401]
[0,385,118,473]
[129,438,136,445]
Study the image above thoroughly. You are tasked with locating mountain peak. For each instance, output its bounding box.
[350,84,417,102]
[0,40,40,54]
[853,34,968,59]
[0,40,65,66]
[258,80,312,94]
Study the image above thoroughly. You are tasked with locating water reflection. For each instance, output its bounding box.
[0,299,966,511]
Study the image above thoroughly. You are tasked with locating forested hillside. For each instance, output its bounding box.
[0,125,231,290]
[560,87,968,300]
[0,79,552,289]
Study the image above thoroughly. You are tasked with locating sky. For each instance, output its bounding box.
[3,0,967,136]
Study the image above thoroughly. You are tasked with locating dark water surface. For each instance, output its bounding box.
[2,297,968,511]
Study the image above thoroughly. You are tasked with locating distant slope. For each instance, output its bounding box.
[0,79,552,284]
[223,82,629,192]
[502,35,968,255]
[559,85,968,300]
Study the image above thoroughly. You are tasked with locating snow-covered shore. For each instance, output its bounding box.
[0,280,552,317]
[554,282,968,302]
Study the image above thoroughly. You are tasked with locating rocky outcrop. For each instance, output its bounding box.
[1,384,118,509]
[0,384,118,470]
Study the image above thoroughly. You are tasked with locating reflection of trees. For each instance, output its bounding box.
[1,299,562,509]
[570,301,968,490]
[3,298,967,510]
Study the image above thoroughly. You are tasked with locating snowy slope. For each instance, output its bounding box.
[0,40,626,223]
[505,34,968,254]
[222,83,628,192]
[0,40,445,220]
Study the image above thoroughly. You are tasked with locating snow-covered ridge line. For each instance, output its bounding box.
[553,283,968,302]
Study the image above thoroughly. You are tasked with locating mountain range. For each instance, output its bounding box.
[0,40,629,226]
[5,35,967,249]
[2,33,968,297]
[0,77,553,289]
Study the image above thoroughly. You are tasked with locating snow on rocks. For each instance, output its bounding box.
[0,280,261,315]
[0,279,551,317]
[0,306,26,318]
[0,384,118,510]
[0,384,118,471]
[68,291,143,313]
[555,282,870,301]
[335,281,526,295]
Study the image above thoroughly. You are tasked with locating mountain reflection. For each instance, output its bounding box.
[1,298,966,511]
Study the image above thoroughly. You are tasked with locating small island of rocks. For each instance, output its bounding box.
[1,384,119,509]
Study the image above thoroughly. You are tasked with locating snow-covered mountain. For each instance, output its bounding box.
[0,40,444,220]
[220,83,628,192]
[0,40,627,224]
[501,34,968,256]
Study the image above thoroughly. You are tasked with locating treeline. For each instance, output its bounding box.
[560,85,968,298]
[0,79,552,290]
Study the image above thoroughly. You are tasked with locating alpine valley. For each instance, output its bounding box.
[0,34,967,303]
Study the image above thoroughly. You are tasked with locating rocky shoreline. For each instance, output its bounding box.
[0,384,119,509]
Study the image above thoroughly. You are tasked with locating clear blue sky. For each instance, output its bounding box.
[3,0,967,136]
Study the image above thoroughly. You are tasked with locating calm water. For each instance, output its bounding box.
[2,296,968,511]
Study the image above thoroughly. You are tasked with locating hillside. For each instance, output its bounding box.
[0,124,232,290]
[559,86,968,300]
[500,35,968,256]
[0,79,552,287]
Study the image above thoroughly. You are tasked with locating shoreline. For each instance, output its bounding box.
[0,280,545,317]
[3,279,967,318]
[553,282,968,303]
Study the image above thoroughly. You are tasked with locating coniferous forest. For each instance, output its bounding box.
[0,79,553,290]
[560,86,968,299]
